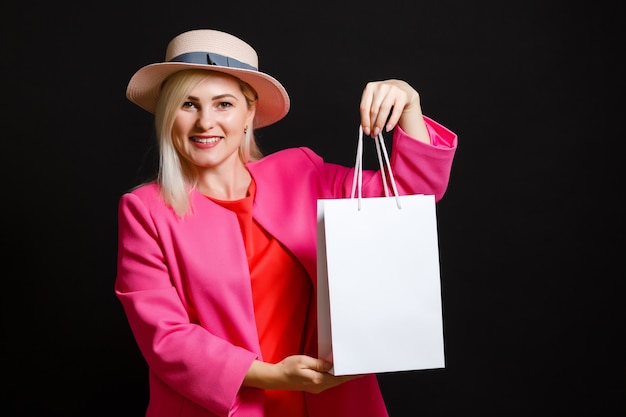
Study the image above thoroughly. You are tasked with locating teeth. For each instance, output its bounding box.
[194,137,221,144]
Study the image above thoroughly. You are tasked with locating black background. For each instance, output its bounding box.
[3,1,623,416]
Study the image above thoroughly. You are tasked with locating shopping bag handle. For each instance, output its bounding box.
[350,126,401,210]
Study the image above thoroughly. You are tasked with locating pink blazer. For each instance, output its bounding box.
[115,118,457,417]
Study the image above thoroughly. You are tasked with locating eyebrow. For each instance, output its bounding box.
[186,93,239,101]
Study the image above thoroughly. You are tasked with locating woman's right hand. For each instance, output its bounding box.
[243,355,364,394]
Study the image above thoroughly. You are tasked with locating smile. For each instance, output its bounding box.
[191,137,222,144]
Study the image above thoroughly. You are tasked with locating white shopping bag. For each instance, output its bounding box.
[317,127,446,376]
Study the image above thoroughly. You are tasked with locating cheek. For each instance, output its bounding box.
[172,135,185,154]
[171,119,190,150]
[172,116,188,136]
[173,115,197,142]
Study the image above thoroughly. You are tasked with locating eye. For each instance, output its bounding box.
[217,101,233,109]
[182,101,197,109]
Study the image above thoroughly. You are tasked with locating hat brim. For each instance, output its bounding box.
[126,62,290,129]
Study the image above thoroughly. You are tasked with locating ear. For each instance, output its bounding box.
[246,106,256,129]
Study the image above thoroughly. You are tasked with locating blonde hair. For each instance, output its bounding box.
[154,69,260,217]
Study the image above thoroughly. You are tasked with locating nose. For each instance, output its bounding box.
[196,108,215,130]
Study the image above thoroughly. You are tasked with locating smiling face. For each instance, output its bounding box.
[171,72,256,173]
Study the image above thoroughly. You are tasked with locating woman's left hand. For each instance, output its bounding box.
[359,79,429,144]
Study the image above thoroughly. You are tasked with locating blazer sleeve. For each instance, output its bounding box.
[312,115,457,202]
[114,190,258,416]
[387,115,458,202]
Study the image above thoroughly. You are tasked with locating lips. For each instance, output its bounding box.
[191,136,222,144]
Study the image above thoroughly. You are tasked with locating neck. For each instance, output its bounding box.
[196,161,251,201]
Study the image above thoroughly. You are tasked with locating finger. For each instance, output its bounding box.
[371,93,395,135]
[312,360,333,373]
[296,356,332,373]
[385,97,406,132]
[359,84,375,136]
[362,81,396,136]
[381,86,410,132]
[368,85,398,136]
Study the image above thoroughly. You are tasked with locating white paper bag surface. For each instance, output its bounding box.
[317,194,445,376]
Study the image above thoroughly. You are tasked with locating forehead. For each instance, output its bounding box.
[191,71,241,92]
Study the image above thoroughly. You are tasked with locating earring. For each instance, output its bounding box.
[244,125,248,134]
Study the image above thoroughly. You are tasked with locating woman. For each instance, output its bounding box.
[116,29,457,417]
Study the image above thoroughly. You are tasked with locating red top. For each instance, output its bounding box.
[208,179,312,417]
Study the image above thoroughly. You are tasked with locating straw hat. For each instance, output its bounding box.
[126,29,290,128]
